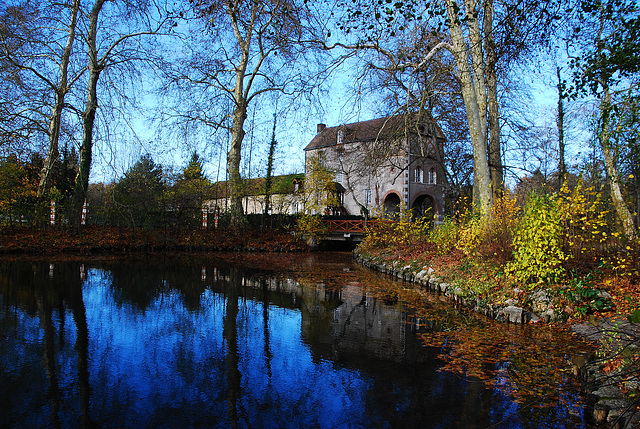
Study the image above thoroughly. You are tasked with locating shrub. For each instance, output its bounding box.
[296,213,328,239]
[428,216,460,254]
[361,204,431,253]
[556,180,610,263]
[506,193,567,286]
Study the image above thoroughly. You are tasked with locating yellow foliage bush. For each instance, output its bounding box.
[429,192,519,259]
[363,204,431,250]
[296,214,328,239]
[506,193,567,286]
[555,180,610,259]
[428,217,460,254]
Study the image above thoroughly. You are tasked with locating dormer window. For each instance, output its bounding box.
[337,129,344,145]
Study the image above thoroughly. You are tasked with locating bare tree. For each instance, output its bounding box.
[166,0,327,225]
[0,0,83,184]
[70,0,176,229]
[330,0,566,214]
[566,0,639,238]
[38,0,82,198]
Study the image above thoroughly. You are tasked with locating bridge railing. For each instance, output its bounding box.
[322,219,394,234]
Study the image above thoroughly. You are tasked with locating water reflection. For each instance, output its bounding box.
[0,255,588,428]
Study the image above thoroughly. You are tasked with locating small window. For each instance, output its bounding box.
[414,166,423,183]
[428,168,437,184]
[336,172,343,183]
[337,129,344,145]
[364,189,372,206]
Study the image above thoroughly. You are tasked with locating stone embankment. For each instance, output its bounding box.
[354,248,640,428]
[353,249,558,324]
[572,318,640,428]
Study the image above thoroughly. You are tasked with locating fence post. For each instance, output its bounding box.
[81,200,87,225]
[50,200,55,226]
[202,208,208,229]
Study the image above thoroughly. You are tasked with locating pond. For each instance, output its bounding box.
[0,253,591,428]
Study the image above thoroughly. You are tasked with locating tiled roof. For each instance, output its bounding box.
[304,115,445,151]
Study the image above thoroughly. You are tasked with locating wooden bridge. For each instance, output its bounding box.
[313,219,394,248]
[323,219,368,235]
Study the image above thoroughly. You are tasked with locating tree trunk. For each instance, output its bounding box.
[445,0,492,214]
[556,66,566,186]
[70,0,105,231]
[38,0,81,199]
[484,0,504,198]
[599,87,636,238]
[227,99,247,225]
[263,115,277,223]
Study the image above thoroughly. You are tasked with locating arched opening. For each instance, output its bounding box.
[383,193,401,215]
[411,194,435,223]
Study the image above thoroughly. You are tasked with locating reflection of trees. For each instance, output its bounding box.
[39,295,60,428]
[1,256,592,427]
[224,266,241,428]
[0,261,93,427]
[104,258,206,310]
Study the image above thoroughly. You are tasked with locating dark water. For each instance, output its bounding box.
[0,253,589,428]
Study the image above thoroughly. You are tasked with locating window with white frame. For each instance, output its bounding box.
[336,172,343,183]
[428,167,437,184]
[337,129,344,145]
[364,189,372,206]
[414,166,423,183]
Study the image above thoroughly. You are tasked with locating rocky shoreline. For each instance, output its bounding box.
[354,248,640,428]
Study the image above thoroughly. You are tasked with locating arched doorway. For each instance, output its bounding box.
[383,193,401,215]
[411,194,435,222]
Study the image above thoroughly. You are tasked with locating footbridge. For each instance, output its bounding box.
[304,219,393,249]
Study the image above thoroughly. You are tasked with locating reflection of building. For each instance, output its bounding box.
[300,283,431,365]
[304,116,446,220]
[206,265,429,364]
[204,173,304,215]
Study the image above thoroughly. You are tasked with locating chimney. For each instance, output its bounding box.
[317,123,326,134]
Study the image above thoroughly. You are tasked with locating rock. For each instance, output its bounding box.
[598,291,612,300]
[505,298,519,306]
[439,282,450,293]
[523,311,541,324]
[530,289,553,315]
[498,306,524,323]
[587,403,610,426]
